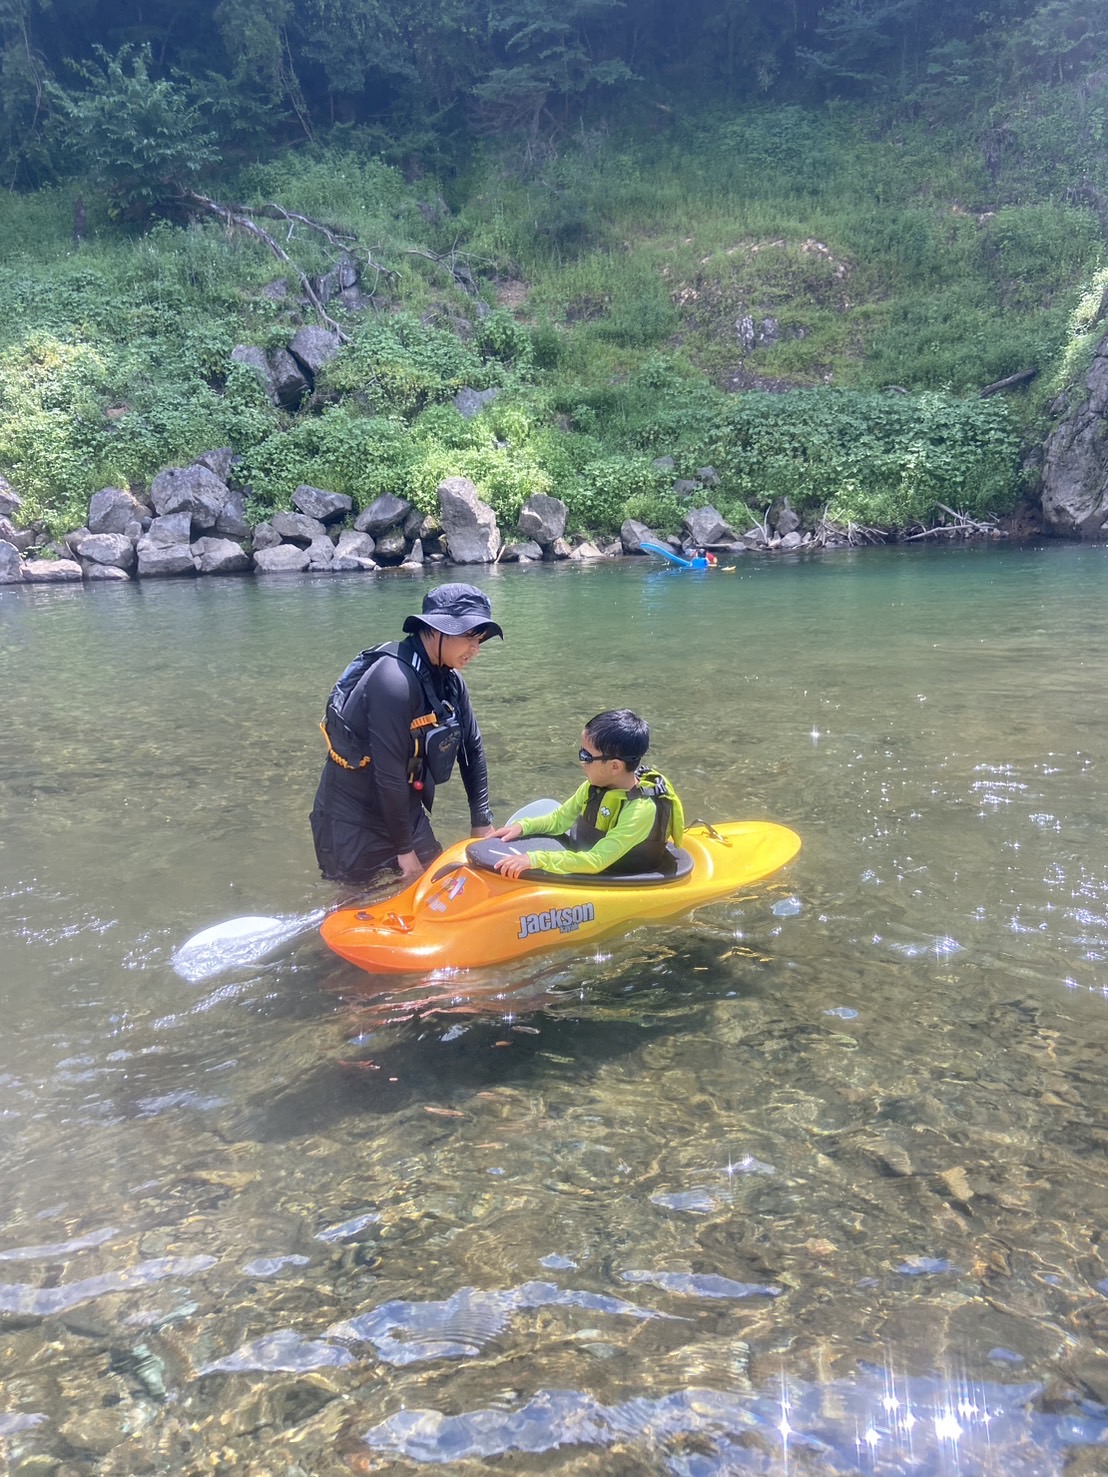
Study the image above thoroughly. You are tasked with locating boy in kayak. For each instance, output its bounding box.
[489,709,684,878]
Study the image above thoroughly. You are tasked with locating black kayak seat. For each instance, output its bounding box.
[465,836,695,888]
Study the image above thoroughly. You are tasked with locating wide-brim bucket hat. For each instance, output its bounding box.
[402,582,504,640]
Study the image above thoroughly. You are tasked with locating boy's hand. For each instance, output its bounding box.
[489,822,523,842]
[494,852,532,878]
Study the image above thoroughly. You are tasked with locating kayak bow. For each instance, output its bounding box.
[640,540,714,569]
[320,819,800,975]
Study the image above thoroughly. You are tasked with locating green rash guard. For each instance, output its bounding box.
[514,780,664,876]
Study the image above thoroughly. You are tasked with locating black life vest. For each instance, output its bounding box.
[570,770,680,874]
[319,641,461,787]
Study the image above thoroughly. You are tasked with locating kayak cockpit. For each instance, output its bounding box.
[463,836,695,888]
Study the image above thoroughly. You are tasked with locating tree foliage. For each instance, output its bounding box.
[4,0,1108,188]
[49,45,219,219]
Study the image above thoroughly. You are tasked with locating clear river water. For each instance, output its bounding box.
[1,545,1107,1475]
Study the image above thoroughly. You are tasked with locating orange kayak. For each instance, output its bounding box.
[320,820,801,976]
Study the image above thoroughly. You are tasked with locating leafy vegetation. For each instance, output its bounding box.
[1,1,1107,538]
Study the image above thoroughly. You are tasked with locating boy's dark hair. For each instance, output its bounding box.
[585,709,649,769]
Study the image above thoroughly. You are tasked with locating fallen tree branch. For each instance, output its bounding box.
[904,503,998,539]
[401,244,482,295]
[979,367,1036,398]
[181,189,351,339]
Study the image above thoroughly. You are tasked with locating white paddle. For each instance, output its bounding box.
[170,799,560,983]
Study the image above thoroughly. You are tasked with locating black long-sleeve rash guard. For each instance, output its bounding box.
[351,637,492,855]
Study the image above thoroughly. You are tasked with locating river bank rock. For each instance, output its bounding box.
[74,531,135,571]
[620,519,653,553]
[0,539,22,582]
[88,486,150,534]
[192,537,250,574]
[0,477,21,519]
[254,544,311,573]
[501,540,544,562]
[292,485,353,522]
[437,476,500,563]
[517,493,567,550]
[683,505,737,546]
[355,493,411,536]
[149,464,233,532]
[22,557,82,581]
[1039,335,1108,538]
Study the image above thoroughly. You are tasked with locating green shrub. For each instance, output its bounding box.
[711,389,1022,527]
[239,410,417,509]
[563,454,667,533]
[405,445,553,525]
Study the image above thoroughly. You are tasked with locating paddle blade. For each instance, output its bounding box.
[171,910,326,983]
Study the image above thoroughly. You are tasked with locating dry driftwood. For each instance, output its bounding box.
[180,192,400,340]
[979,367,1037,398]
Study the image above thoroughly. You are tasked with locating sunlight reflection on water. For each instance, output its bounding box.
[2,549,1108,1472]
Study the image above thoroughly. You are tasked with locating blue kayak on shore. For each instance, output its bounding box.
[640,540,714,569]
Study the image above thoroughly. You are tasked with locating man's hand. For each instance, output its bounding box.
[488,822,522,842]
[470,823,495,839]
[494,851,532,879]
[396,849,424,881]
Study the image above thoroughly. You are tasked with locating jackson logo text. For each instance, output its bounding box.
[517,902,596,940]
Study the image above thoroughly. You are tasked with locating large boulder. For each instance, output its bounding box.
[0,515,33,551]
[195,448,236,483]
[0,539,22,583]
[683,506,737,546]
[501,540,544,562]
[22,558,82,582]
[136,512,196,576]
[215,490,250,540]
[518,493,567,547]
[620,518,653,554]
[191,537,250,575]
[142,511,192,546]
[85,564,131,581]
[230,346,278,405]
[436,476,500,564]
[289,326,341,378]
[253,544,310,573]
[271,511,327,545]
[306,536,336,570]
[373,527,408,563]
[1040,336,1108,538]
[770,497,801,536]
[149,465,231,533]
[292,485,353,523]
[268,348,310,410]
[333,530,378,572]
[333,530,376,562]
[251,521,282,551]
[0,476,22,519]
[355,494,411,536]
[74,532,135,570]
[454,386,500,420]
[88,487,149,535]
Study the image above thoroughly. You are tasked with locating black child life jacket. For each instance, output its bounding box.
[319,642,461,788]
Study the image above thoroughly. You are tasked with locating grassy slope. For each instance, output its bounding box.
[0,93,1104,538]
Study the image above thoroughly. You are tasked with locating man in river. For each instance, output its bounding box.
[310,583,501,885]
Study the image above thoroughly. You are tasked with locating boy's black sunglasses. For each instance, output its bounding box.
[579,747,638,764]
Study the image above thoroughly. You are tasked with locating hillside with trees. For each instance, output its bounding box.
[1,0,1107,543]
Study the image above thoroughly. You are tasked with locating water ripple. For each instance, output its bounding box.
[0,1255,216,1317]
[359,1371,1108,1472]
